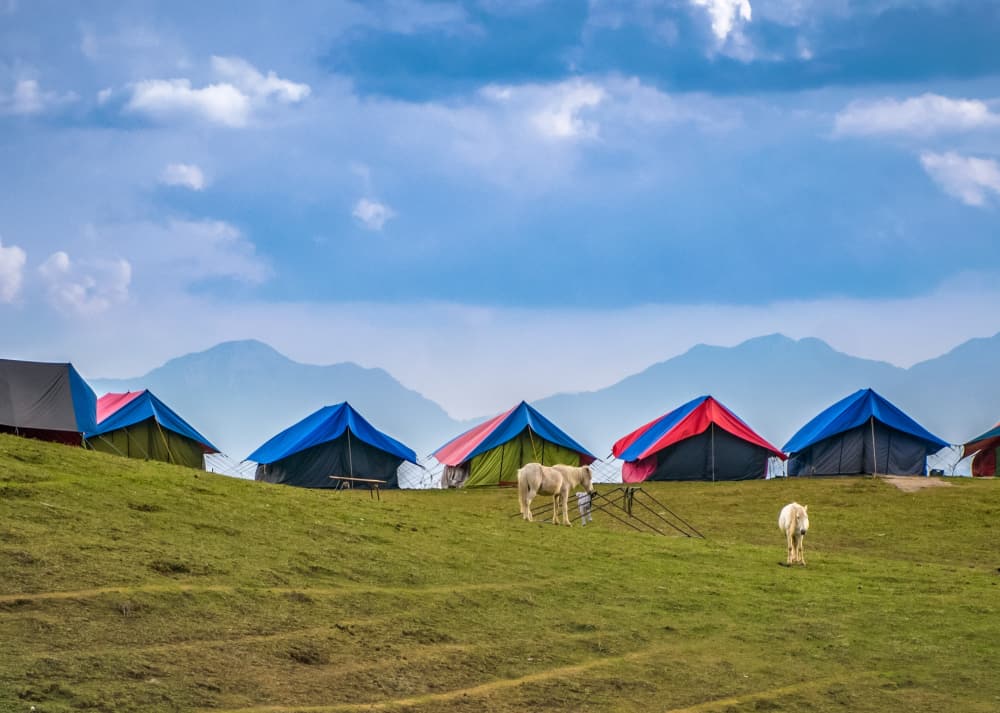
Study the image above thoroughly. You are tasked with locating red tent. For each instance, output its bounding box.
[962,422,1000,477]
[613,396,785,482]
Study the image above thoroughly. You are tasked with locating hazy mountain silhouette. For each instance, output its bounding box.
[534,333,998,456]
[89,340,461,461]
[87,333,1000,471]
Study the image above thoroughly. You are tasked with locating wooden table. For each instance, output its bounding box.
[329,476,387,500]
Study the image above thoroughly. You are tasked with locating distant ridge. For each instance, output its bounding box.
[533,332,999,457]
[90,340,461,462]
[87,332,1000,470]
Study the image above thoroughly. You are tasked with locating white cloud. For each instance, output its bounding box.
[102,219,271,285]
[124,57,309,127]
[211,56,310,104]
[160,163,207,190]
[692,0,753,41]
[530,81,606,140]
[0,238,27,303]
[920,151,1000,207]
[1,79,76,116]
[480,78,609,143]
[126,79,251,127]
[38,251,131,316]
[96,87,113,105]
[834,94,1000,137]
[352,199,395,231]
[358,75,739,190]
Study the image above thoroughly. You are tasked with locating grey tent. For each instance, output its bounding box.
[0,359,97,445]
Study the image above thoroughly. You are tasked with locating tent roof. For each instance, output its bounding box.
[0,358,97,434]
[247,402,416,465]
[433,401,595,467]
[88,390,219,453]
[612,395,785,462]
[782,388,949,455]
[962,421,1000,458]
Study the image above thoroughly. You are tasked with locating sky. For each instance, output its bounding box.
[1,0,999,418]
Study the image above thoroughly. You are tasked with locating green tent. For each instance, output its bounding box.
[86,391,219,469]
[465,429,584,486]
[434,401,596,487]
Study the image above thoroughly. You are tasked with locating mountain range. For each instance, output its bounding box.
[88,333,1000,469]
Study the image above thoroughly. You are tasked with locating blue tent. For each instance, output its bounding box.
[86,390,218,468]
[783,389,948,476]
[249,402,416,489]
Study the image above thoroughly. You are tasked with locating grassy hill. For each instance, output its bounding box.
[2,434,999,713]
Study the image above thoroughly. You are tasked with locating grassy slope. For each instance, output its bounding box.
[1,434,999,713]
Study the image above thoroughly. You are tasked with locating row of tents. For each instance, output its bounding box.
[3,358,1000,486]
[0,359,218,469]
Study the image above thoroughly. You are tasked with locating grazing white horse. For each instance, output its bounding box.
[778,502,809,565]
[517,463,594,526]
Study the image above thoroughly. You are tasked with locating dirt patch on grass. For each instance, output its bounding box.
[881,476,953,493]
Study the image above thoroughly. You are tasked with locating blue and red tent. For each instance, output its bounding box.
[86,390,218,468]
[783,388,948,476]
[613,395,784,482]
[433,401,595,487]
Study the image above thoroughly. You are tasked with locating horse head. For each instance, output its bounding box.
[797,505,809,536]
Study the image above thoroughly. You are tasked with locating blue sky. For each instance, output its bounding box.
[1,0,999,416]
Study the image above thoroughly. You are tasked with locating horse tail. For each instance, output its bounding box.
[517,466,528,517]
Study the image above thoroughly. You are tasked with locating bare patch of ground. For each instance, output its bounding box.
[880,476,953,493]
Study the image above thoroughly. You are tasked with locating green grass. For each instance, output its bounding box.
[1,433,999,713]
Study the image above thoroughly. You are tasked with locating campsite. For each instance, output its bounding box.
[4,2,1000,711]
[2,432,1000,712]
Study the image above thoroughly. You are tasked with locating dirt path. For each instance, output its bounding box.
[20,621,375,660]
[199,651,874,713]
[0,577,583,606]
[662,673,879,712]
[197,648,654,713]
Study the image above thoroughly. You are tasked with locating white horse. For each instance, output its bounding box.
[778,502,809,565]
[517,463,594,526]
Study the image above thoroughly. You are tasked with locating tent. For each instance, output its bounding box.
[783,388,949,476]
[613,395,785,482]
[248,402,417,488]
[962,422,1000,477]
[433,401,596,487]
[0,359,96,445]
[85,390,219,469]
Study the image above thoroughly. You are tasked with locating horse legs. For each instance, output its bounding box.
[797,535,806,566]
[551,492,561,525]
[524,488,537,522]
[786,528,795,565]
[561,486,571,526]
